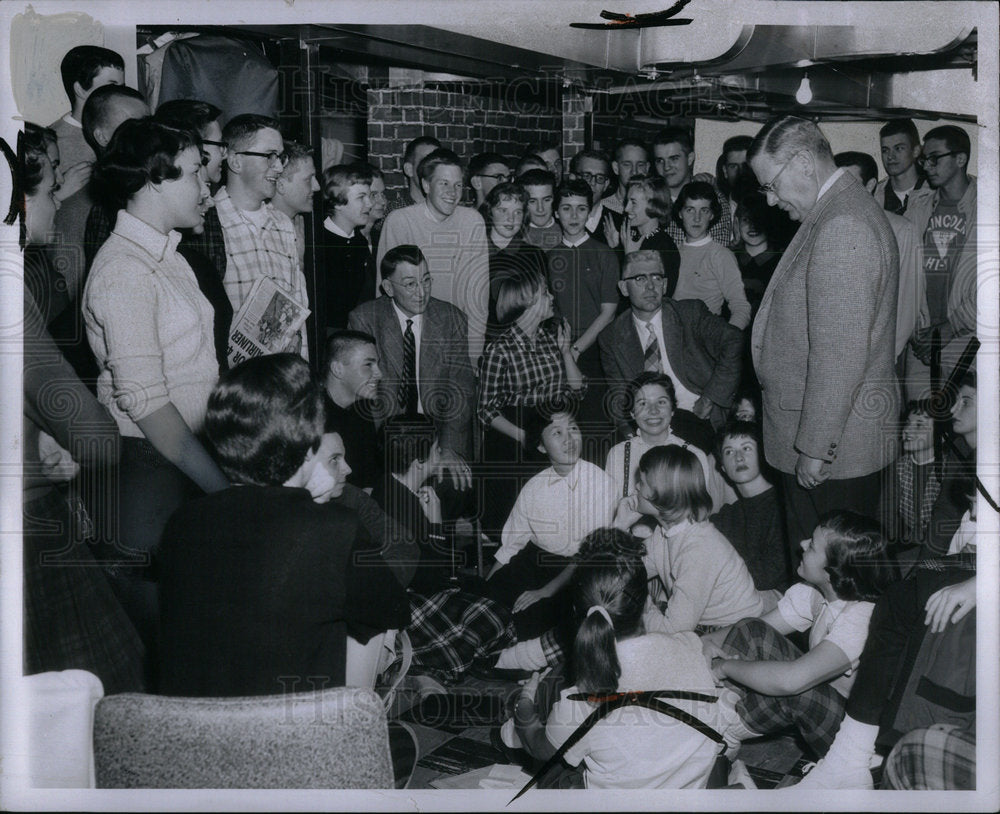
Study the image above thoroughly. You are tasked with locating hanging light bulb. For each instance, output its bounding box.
[795,73,813,105]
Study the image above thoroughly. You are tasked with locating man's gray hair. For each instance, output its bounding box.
[623,249,665,276]
[748,115,833,165]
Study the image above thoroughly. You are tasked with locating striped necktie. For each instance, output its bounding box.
[400,318,418,416]
[643,321,662,372]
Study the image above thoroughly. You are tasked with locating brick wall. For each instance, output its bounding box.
[560,87,589,162]
[367,82,562,198]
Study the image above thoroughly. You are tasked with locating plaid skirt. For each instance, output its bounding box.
[23,488,146,694]
[406,587,517,683]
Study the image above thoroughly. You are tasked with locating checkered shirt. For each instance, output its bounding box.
[214,187,309,358]
[477,322,583,426]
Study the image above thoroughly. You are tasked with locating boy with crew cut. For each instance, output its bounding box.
[468,151,512,210]
[385,135,442,216]
[272,141,321,270]
[875,119,932,217]
[905,124,977,398]
[520,168,562,250]
[216,114,308,359]
[49,45,126,173]
[601,138,650,216]
[568,148,621,244]
[651,126,732,247]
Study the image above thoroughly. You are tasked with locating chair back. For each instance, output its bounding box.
[23,669,104,788]
[93,686,393,788]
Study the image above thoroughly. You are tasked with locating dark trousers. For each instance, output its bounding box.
[483,543,575,641]
[104,437,196,685]
[479,408,547,538]
[846,564,972,728]
[779,467,887,560]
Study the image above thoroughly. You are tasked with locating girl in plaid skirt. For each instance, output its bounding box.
[701,511,897,760]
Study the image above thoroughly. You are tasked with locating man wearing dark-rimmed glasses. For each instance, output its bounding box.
[904,125,977,400]
[599,249,742,450]
[216,113,310,360]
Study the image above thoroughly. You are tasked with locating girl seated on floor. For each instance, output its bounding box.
[502,528,733,789]
[701,511,898,761]
[710,420,791,592]
[305,421,517,689]
[613,444,776,636]
[604,372,734,512]
[482,406,616,671]
[792,481,977,790]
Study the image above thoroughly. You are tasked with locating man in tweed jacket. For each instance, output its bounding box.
[748,116,900,549]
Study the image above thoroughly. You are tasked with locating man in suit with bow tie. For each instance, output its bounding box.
[748,116,900,550]
[599,249,743,453]
[348,244,477,482]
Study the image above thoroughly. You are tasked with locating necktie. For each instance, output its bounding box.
[643,322,662,373]
[400,318,418,416]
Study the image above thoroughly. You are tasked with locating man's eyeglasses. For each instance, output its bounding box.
[394,277,432,293]
[201,139,227,149]
[237,150,289,167]
[917,151,958,168]
[758,152,798,195]
[476,172,513,183]
[623,273,664,286]
[577,171,609,186]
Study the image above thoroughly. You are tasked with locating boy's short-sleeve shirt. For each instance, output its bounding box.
[776,581,875,697]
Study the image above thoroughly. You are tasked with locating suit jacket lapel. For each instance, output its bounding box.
[659,306,683,375]
[418,301,442,380]
[751,171,855,364]
[621,315,644,372]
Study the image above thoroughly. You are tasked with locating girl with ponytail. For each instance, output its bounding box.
[506,528,728,789]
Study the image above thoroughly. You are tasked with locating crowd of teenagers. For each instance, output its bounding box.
[21,44,984,791]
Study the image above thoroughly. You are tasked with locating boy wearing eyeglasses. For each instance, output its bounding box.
[904,125,976,400]
[468,151,512,211]
[215,114,309,359]
[874,119,932,217]
[348,244,476,468]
